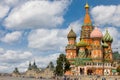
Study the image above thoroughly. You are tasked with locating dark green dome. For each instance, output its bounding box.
[102,42,108,48]
[102,30,113,42]
[77,39,87,47]
[67,29,76,38]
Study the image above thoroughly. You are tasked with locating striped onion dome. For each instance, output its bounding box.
[102,30,113,43]
[90,27,103,38]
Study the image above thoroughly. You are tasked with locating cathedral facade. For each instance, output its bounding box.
[65,3,118,76]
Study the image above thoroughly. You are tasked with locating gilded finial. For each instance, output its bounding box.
[85,2,89,8]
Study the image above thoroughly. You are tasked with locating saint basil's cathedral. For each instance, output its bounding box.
[65,3,118,76]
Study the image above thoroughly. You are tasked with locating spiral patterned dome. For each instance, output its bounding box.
[90,27,103,38]
[67,29,76,38]
[102,30,113,42]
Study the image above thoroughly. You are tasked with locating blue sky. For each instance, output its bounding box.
[0,0,120,73]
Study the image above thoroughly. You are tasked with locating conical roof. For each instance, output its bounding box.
[102,30,113,42]
[84,3,91,24]
[67,29,76,38]
[77,39,87,47]
[90,27,103,38]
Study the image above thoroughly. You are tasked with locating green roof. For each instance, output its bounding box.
[112,69,117,73]
[77,39,87,47]
[102,30,113,42]
[72,58,92,66]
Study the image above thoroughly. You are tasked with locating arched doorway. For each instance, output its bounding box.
[87,69,93,75]
[80,68,84,75]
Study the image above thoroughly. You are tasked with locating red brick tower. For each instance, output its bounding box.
[66,29,77,59]
[102,29,113,61]
[90,27,103,62]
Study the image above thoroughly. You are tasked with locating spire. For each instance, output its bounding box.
[84,2,91,24]
[33,59,36,66]
[28,61,32,70]
[29,61,31,67]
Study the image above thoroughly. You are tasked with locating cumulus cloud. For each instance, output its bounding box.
[34,53,60,68]
[0,48,33,73]
[28,29,67,51]
[0,47,61,73]
[28,20,81,51]
[0,49,32,63]
[0,5,9,19]
[4,0,70,29]
[91,5,120,27]
[1,31,22,43]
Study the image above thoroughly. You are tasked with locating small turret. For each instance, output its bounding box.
[67,28,76,45]
[32,60,37,69]
[67,29,76,38]
[28,61,32,70]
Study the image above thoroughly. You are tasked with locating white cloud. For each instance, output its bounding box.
[0,48,33,73]
[0,0,19,6]
[91,5,120,27]
[1,31,22,43]
[35,53,60,68]
[0,5,9,18]
[28,20,81,51]
[28,29,67,51]
[4,1,70,29]
[0,48,5,54]
[0,47,61,73]
[0,49,32,63]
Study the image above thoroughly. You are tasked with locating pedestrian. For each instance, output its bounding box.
[102,77,106,80]
[115,78,117,80]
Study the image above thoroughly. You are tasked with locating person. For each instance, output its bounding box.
[102,77,106,80]
[115,78,117,80]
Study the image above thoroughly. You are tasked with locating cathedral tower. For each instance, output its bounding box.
[90,27,103,62]
[102,29,113,61]
[66,28,77,59]
[80,3,93,50]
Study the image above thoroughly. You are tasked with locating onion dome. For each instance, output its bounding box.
[102,42,108,48]
[90,27,103,38]
[67,29,76,38]
[102,30,113,42]
[77,39,87,47]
